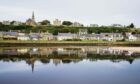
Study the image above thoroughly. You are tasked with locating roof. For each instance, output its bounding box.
[30,34,39,38]
[3,32,17,36]
[58,33,76,37]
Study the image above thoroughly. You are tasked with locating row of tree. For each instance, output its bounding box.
[0,20,135,28]
[0,24,140,35]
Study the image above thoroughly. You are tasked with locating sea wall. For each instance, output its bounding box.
[0,42,140,47]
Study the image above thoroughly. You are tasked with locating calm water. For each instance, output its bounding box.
[0,46,140,84]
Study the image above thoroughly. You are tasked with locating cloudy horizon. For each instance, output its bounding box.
[0,0,140,27]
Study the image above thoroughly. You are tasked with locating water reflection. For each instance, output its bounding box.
[0,47,140,84]
[0,47,140,73]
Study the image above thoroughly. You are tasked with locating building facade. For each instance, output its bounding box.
[26,12,36,26]
[53,19,61,26]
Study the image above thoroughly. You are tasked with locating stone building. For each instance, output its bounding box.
[53,19,61,26]
[26,12,36,26]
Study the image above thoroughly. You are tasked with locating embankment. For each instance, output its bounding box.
[0,41,140,47]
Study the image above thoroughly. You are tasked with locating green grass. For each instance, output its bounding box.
[0,40,139,44]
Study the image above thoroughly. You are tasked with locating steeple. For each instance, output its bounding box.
[32,11,35,20]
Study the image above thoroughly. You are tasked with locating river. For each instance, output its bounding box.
[0,46,140,84]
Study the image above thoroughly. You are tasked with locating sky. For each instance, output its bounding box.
[0,0,140,27]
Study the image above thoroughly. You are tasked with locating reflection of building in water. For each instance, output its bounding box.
[26,58,35,73]
[53,59,61,66]
[57,48,80,56]
[38,48,54,56]
[96,47,125,56]
[29,48,40,56]
[0,47,140,72]
[17,48,28,54]
[123,51,133,56]
[1,49,18,55]
[0,47,138,57]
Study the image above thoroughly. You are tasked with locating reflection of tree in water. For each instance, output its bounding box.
[0,47,140,66]
[0,54,139,73]
[62,60,72,64]
[40,58,50,64]
[128,59,134,64]
[0,54,139,64]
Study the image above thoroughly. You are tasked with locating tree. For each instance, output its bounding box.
[40,20,50,25]
[0,22,2,25]
[10,21,16,25]
[53,29,59,35]
[128,23,135,28]
[122,32,128,41]
[88,28,93,34]
[62,21,73,26]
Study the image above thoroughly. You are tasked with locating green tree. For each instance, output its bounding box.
[0,22,2,25]
[40,20,50,25]
[10,21,16,25]
[128,23,135,28]
[62,21,73,26]
[53,29,59,35]
[88,28,93,34]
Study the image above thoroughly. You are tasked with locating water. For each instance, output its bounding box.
[0,46,140,84]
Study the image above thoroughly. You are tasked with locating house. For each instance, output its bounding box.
[79,29,88,35]
[79,34,100,40]
[112,33,123,41]
[17,33,30,40]
[0,32,3,40]
[133,34,140,41]
[39,32,54,41]
[100,33,123,41]
[57,33,77,41]
[17,35,30,40]
[3,32,18,40]
[100,33,113,41]
[125,33,137,41]
[29,33,39,40]
[127,35,137,41]
[92,34,101,40]
[101,37,113,41]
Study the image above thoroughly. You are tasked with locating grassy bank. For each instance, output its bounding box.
[0,40,140,47]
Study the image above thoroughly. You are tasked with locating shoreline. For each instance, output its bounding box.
[0,41,140,47]
[111,47,140,53]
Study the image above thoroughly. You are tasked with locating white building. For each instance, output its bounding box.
[127,35,137,41]
[29,33,39,40]
[53,19,61,26]
[111,24,123,27]
[17,33,30,40]
[57,33,77,41]
[90,24,99,27]
[2,21,11,25]
[101,37,113,41]
[12,21,22,26]
[79,29,88,35]
[72,22,83,27]
[39,32,54,41]
[17,35,30,40]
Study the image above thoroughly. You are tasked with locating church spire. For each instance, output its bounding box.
[32,11,35,20]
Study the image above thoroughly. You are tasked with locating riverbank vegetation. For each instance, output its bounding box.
[0,24,140,34]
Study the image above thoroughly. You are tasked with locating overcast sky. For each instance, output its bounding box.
[0,0,140,27]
